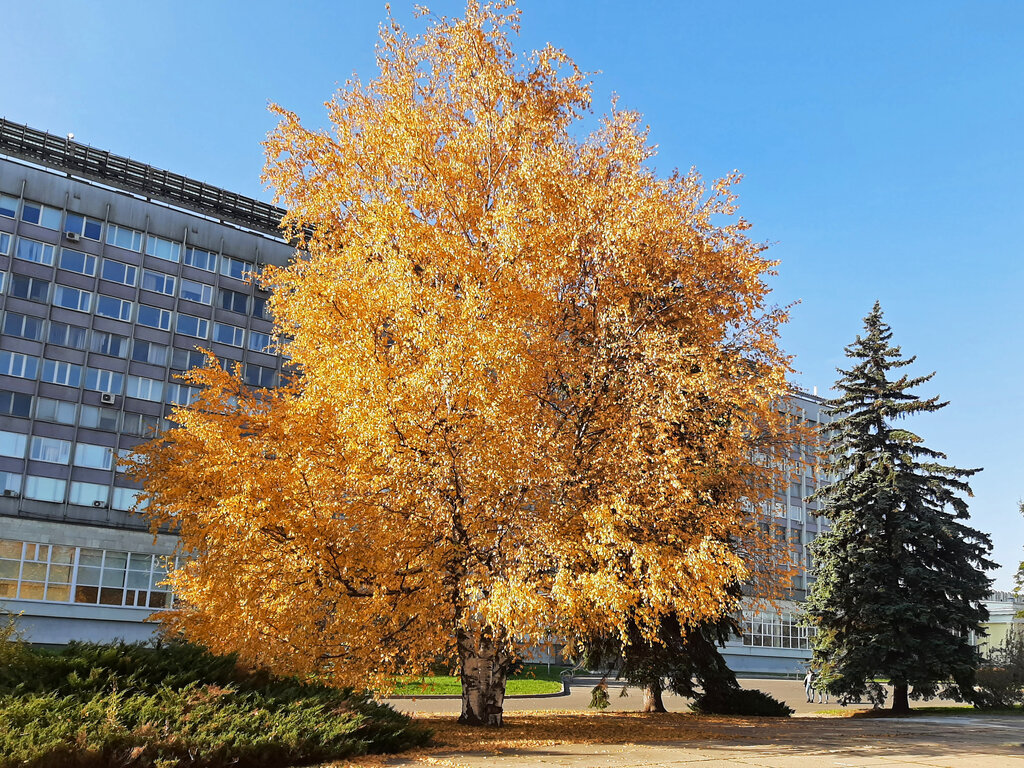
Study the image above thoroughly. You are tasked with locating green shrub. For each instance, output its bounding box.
[0,641,430,768]
[689,686,794,717]
[975,628,1024,709]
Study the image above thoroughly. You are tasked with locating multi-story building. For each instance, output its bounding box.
[0,119,293,644]
[722,388,834,675]
[0,120,837,676]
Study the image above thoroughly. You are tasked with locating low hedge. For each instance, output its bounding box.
[689,686,794,717]
[0,640,431,768]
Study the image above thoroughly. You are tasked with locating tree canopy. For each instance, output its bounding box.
[805,302,994,713]
[129,1,797,725]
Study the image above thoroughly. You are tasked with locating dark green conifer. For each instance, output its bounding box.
[806,302,994,713]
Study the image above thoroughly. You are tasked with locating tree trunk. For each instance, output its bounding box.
[891,682,910,714]
[643,678,667,713]
[457,627,512,726]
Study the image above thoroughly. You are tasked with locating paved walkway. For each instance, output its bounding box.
[373,678,1022,767]
[374,712,1024,767]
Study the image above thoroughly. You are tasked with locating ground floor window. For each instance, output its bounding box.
[0,538,175,609]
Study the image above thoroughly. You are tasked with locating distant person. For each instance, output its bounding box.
[816,677,829,704]
[803,669,815,703]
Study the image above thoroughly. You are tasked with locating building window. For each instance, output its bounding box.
[252,295,270,320]
[30,436,72,464]
[64,213,103,241]
[21,201,62,230]
[40,360,83,388]
[243,364,276,388]
[90,330,129,358]
[106,224,143,252]
[0,233,10,256]
[69,481,110,507]
[0,430,28,459]
[137,304,171,331]
[0,194,18,218]
[0,539,175,608]
[9,275,49,302]
[79,404,120,431]
[3,312,46,342]
[166,383,200,406]
[53,285,92,313]
[95,296,133,322]
[741,611,816,650]
[35,397,76,425]
[171,348,205,371]
[0,391,33,418]
[0,471,21,494]
[85,368,124,395]
[247,330,272,353]
[141,269,176,296]
[14,238,56,267]
[145,235,181,263]
[23,476,67,503]
[125,375,163,402]
[219,289,248,314]
[100,259,138,287]
[220,256,254,281]
[184,246,217,272]
[73,442,114,471]
[58,248,97,276]
[131,340,168,366]
[179,278,213,305]
[122,412,165,437]
[213,323,244,347]
[0,351,40,380]
[49,321,88,350]
[175,313,208,339]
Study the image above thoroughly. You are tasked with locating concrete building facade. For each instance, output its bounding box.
[0,119,293,643]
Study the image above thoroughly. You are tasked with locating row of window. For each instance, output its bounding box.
[1,193,261,279]
[0,390,171,436]
[740,611,817,649]
[0,350,211,401]
[0,348,275,393]
[1,238,271,319]
[0,429,127,470]
[0,539,172,609]
[3,295,272,353]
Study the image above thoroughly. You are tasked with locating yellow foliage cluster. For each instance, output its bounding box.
[129,1,799,693]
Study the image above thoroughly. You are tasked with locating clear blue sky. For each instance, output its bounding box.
[2,1,1021,590]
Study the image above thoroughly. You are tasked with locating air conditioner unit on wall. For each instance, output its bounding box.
[92,500,105,508]
[100,392,116,405]
[65,230,81,242]
[2,489,19,498]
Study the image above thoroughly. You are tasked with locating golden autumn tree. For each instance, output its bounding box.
[129,1,798,726]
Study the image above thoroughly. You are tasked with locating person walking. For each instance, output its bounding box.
[803,669,815,703]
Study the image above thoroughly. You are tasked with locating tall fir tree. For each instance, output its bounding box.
[806,302,994,713]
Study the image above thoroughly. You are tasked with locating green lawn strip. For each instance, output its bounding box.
[392,665,568,696]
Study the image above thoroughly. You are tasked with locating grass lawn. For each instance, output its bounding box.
[392,664,568,696]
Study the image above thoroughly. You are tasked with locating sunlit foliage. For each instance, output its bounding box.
[129,0,797,725]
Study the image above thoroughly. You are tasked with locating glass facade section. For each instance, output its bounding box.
[0,539,174,609]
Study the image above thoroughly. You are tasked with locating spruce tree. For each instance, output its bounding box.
[806,302,994,713]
